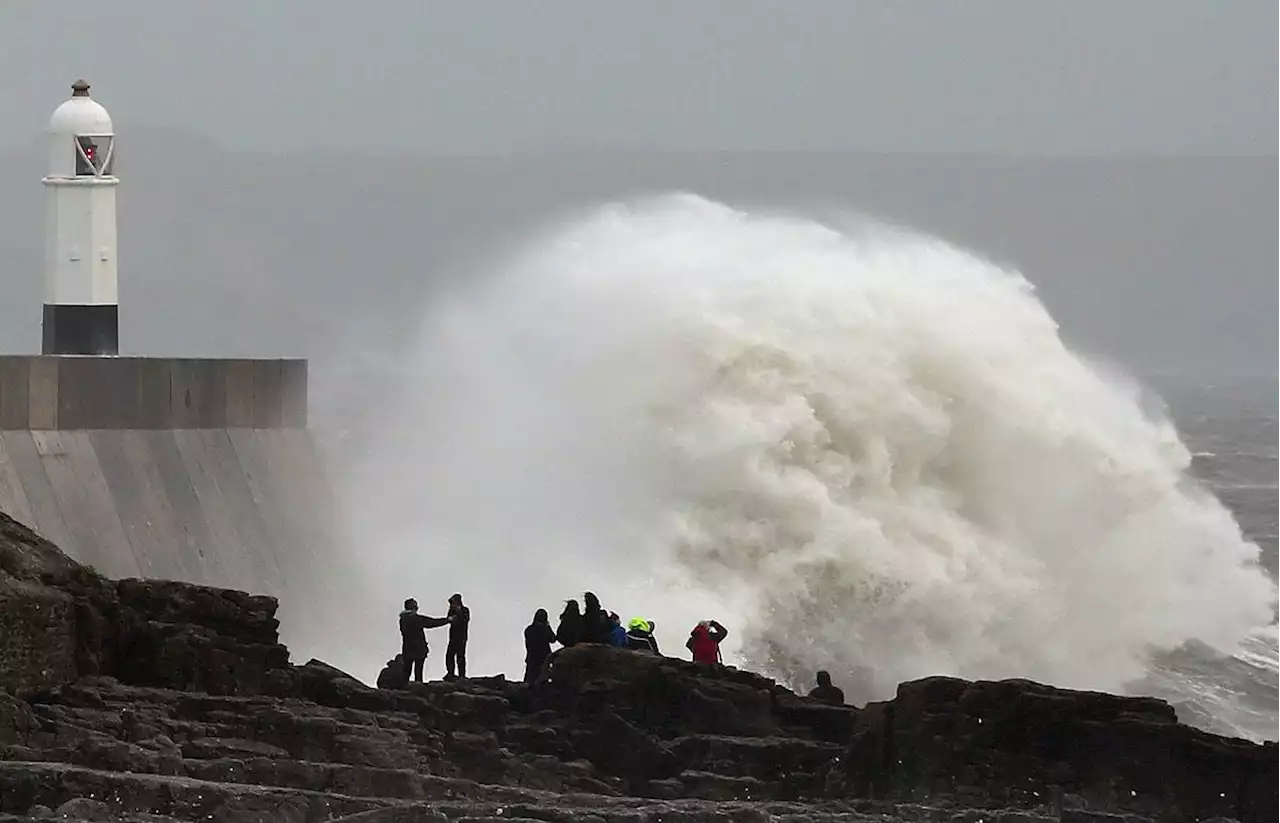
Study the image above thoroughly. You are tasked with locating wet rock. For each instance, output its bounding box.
[0,690,36,745]
[537,645,782,738]
[676,770,769,802]
[2,510,1277,823]
[572,710,680,789]
[1059,812,1153,823]
[54,798,116,821]
[844,675,1276,823]
[1,512,293,700]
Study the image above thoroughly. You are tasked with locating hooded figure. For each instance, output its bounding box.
[607,612,628,647]
[808,670,845,705]
[524,608,557,683]
[556,600,583,648]
[686,619,728,664]
[445,593,471,679]
[625,617,660,655]
[376,654,408,690]
[399,598,451,683]
[581,591,612,644]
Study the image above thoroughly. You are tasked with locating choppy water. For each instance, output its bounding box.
[1141,375,1277,742]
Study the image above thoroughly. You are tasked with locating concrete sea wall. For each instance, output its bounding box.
[0,356,339,641]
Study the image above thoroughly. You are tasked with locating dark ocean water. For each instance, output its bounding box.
[1144,374,1277,742]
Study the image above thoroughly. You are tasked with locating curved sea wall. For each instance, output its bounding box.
[0,355,341,652]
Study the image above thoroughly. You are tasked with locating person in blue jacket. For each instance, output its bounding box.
[608,612,628,647]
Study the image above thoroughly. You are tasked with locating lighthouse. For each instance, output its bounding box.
[43,79,119,355]
[0,79,328,657]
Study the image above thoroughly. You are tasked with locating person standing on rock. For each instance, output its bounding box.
[686,619,728,664]
[445,593,471,680]
[523,608,558,682]
[581,591,612,644]
[608,612,628,647]
[399,598,451,683]
[625,617,660,654]
[808,670,845,705]
[556,599,583,647]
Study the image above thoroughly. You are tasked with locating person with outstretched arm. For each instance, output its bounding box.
[399,598,451,683]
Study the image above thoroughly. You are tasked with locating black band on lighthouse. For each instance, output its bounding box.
[42,304,119,355]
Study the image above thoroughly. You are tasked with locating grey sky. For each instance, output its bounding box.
[1,1,1275,154]
[0,2,1274,378]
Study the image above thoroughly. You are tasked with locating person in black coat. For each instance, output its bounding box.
[808,670,846,705]
[556,599,583,648]
[581,591,612,644]
[399,598,450,683]
[376,654,408,689]
[445,593,471,680]
[625,618,661,655]
[523,608,557,683]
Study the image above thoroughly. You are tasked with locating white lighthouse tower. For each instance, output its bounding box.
[43,79,119,355]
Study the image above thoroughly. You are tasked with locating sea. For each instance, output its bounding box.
[1140,373,1277,742]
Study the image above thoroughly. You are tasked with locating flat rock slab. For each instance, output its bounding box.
[0,761,1084,823]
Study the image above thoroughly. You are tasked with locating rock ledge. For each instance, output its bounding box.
[1,511,1274,822]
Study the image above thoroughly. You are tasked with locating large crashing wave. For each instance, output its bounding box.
[341,193,1275,718]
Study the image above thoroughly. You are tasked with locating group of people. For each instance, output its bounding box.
[521,591,729,683]
[397,593,471,683]
[390,590,847,706]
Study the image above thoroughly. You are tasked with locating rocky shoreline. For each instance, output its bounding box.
[1,511,1275,823]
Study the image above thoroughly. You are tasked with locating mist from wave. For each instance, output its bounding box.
[334,194,1277,740]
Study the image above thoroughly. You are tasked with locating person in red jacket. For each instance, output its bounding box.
[686,619,728,664]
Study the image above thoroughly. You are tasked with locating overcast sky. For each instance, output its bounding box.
[1,1,1275,155]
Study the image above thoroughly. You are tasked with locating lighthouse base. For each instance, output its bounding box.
[42,304,119,356]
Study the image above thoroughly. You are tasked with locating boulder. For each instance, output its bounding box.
[536,644,782,738]
[0,511,293,697]
[844,675,1277,822]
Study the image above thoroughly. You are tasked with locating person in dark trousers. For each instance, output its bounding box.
[808,670,845,705]
[556,599,583,648]
[399,598,450,683]
[687,619,728,664]
[523,608,558,682]
[625,617,660,654]
[582,591,612,644]
[445,593,471,680]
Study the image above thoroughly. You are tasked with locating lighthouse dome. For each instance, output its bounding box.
[47,80,115,179]
[49,80,113,136]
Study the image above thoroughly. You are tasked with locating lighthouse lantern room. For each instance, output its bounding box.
[43,79,119,355]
